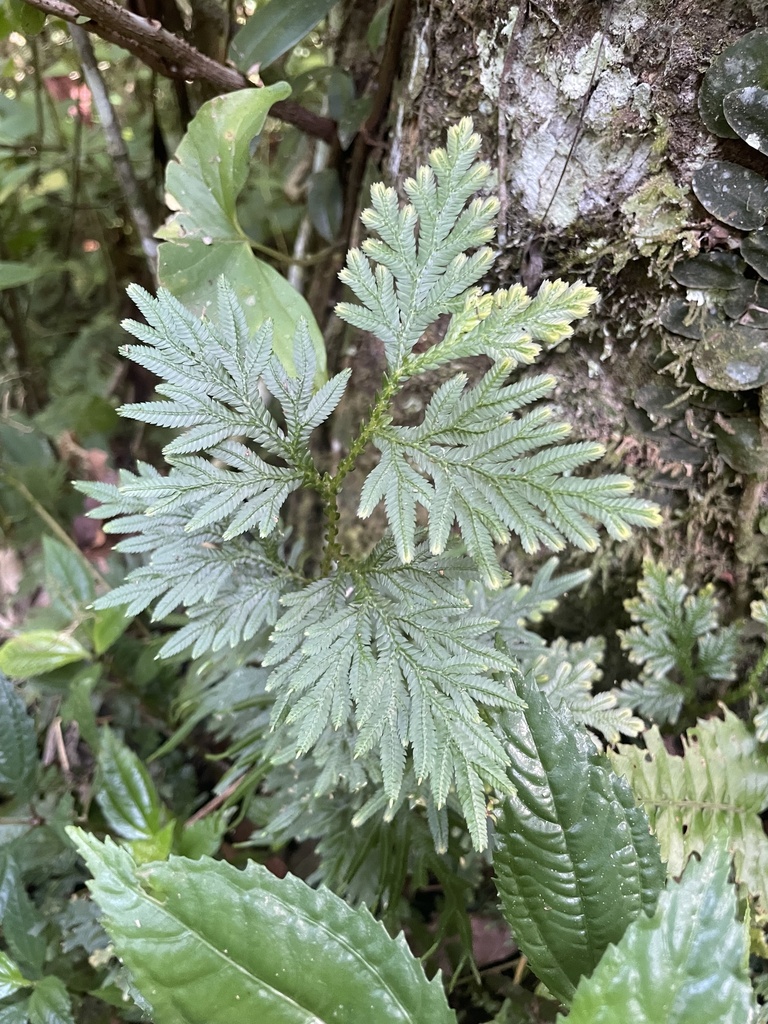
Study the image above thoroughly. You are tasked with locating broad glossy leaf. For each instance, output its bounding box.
[0,631,89,678]
[157,87,326,379]
[0,951,30,999]
[742,226,768,280]
[28,976,75,1024]
[96,728,166,842]
[230,0,338,71]
[69,831,457,1024]
[612,712,768,910]
[560,843,757,1024]
[493,672,664,1006]
[659,297,704,339]
[724,85,768,155]
[670,252,744,289]
[699,28,768,137]
[723,278,768,327]
[42,536,95,618]
[691,319,768,391]
[692,160,768,230]
[0,673,37,801]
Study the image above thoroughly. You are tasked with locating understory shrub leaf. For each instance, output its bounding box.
[156,87,326,378]
[611,710,768,908]
[560,842,757,1024]
[69,830,457,1024]
[0,631,89,679]
[28,976,75,1024]
[0,673,38,802]
[96,728,168,843]
[492,671,664,1006]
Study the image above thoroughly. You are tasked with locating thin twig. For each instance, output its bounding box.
[185,776,243,826]
[69,25,158,279]
[20,0,336,142]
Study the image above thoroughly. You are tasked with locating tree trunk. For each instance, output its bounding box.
[335,0,768,609]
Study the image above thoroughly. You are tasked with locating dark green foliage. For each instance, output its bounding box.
[492,671,664,1005]
[561,843,755,1024]
[617,561,738,725]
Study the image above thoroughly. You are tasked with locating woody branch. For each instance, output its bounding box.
[19,0,337,143]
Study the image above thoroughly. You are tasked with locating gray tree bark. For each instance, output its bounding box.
[340,0,768,602]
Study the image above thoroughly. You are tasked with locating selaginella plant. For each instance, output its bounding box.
[77,117,659,848]
[61,117,758,1023]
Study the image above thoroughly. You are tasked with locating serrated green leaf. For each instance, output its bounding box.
[157,87,326,380]
[28,976,75,1024]
[611,710,768,910]
[42,536,96,618]
[493,671,664,1006]
[617,561,739,724]
[0,1001,30,1024]
[0,854,46,976]
[0,631,89,678]
[96,728,167,842]
[69,830,457,1024]
[0,951,31,999]
[265,542,523,848]
[230,0,339,71]
[0,673,37,801]
[559,843,757,1024]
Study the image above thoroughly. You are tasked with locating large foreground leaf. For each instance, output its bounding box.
[611,710,768,909]
[492,671,664,1006]
[69,831,456,1024]
[157,87,326,378]
[560,843,757,1024]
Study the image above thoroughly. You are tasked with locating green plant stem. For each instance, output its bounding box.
[319,373,402,574]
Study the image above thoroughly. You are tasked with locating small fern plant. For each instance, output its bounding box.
[78,119,659,847]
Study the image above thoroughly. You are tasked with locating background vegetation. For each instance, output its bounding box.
[2,1,768,1022]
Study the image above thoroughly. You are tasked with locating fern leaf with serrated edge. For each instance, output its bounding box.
[264,541,523,849]
[531,638,644,743]
[337,119,658,586]
[493,671,664,1006]
[611,710,768,910]
[359,367,658,587]
[617,560,739,724]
